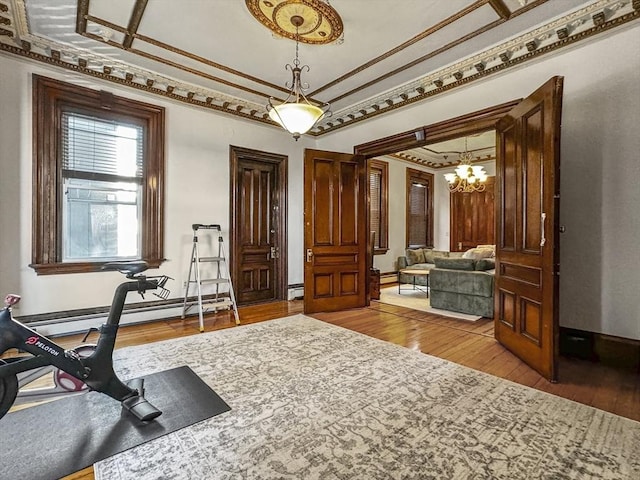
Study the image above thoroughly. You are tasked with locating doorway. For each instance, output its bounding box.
[229,146,287,305]
[355,77,563,381]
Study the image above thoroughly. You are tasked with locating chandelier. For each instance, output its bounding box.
[267,15,331,141]
[443,137,488,193]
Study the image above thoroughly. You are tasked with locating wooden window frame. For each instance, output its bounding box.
[406,168,434,248]
[31,75,165,275]
[368,159,389,255]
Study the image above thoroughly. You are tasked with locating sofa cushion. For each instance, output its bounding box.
[475,258,495,271]
[405,248,425,265]
[462,247,494,260]
[424,249,449,263]
[433,257,475,271]
[430,268,494,297]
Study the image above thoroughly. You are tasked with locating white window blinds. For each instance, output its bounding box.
[61,112,143,180]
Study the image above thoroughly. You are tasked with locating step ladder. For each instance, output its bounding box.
[181,224,240,331]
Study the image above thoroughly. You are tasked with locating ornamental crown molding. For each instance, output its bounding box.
[318,0,639,135]
[0,0,638,136]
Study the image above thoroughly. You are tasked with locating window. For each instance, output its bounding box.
[369,159,389,254]
[32,75,165,274]
[406,168,434,248]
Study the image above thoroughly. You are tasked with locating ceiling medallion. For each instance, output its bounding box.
[246,0,343,44]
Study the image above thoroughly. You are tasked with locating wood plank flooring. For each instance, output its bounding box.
[6,299,638,480]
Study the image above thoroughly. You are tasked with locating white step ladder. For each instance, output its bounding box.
[181,224,240,331]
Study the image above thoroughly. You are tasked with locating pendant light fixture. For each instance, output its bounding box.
[267,15,331,140]
[443,137,488,193]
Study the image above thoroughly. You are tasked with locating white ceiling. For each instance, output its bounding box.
[393,130,497,169]
[0,0,637,163]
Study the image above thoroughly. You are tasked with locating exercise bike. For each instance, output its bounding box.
[0,261,170,422]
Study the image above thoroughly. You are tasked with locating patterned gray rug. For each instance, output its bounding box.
[96,314,639,479]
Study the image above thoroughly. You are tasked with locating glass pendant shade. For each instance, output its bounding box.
[455,165,469,177]
[268,102,326,138]
[444,173,457,184]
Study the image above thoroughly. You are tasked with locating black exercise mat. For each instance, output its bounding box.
[0,366,231,480]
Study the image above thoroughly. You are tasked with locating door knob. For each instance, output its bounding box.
[306,249,313,263]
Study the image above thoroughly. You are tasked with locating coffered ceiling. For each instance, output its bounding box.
[0,0,638,146]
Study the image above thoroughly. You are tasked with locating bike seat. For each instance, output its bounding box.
[102,261,149,275]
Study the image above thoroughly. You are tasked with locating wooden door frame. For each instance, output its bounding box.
[354,100,521,158]
[354,99,521,299]
[229,145,288,302]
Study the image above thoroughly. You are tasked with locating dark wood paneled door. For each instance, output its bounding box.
[494,77,563,382]
[303,149,367,314]
[450,177,495,251]
[230,146,287,305]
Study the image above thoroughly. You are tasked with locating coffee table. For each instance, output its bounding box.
[398,268,430,297]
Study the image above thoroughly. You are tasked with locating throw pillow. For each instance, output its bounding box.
[477,244,496,257]
[406,248,425,265]
[475,258,495,271]
[433,257,476,271]
[462,247,494,260]
[429,250,451,262]
[423,248,436,264]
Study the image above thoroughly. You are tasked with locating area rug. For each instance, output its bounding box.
[379,285,482,321]
[95,315,640,479]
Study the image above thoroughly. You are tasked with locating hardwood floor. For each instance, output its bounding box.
[10,299,638,480]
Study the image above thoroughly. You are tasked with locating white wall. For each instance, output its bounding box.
[0,54,312,318]
[317,25,640,340]
[2,24,639,340]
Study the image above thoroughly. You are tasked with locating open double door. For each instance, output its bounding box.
[303,77,563,382]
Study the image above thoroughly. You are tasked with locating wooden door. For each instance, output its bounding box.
[304,149,367,313]
[450,177,495,251]
[494,77,563,382]
[230,146,287,305]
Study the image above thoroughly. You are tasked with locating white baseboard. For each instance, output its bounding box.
[31,287,306,337]
[288,286,304,300]
[380,274,397,284]
[29,305,186,337]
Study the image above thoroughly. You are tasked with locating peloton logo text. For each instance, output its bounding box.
[26,336,60,356]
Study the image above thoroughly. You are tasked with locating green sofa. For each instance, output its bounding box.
[397,247,495,318]
[429,257,495,318]
[396,248,464,285]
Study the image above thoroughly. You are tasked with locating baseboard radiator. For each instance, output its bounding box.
[18,286,306,337]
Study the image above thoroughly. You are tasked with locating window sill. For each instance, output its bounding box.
[30,258,165,275]
[373,248,389,255]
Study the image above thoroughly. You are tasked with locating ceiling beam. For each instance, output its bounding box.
[76,0,89,33]
[123,0,149,49]
[488,0,512,20]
